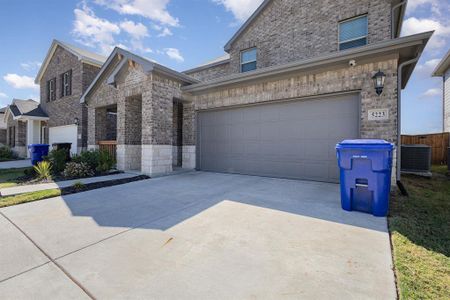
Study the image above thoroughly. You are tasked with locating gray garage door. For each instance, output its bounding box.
[197,93,359,183]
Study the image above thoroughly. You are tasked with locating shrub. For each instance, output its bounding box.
[72,181,86,191]
[0,146,15,160]
[97,150,115,173]
[46,149,67,174]
[72,150,115,174]
[34,161,52,181]
[73,150,100,171]
[63,162,94,179]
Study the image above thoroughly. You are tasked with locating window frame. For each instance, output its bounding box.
[338,14,368,51]
[47,78,56,102]
[61,70,72,98]
[240,48,257,73]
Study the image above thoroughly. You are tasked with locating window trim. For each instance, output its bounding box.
[61,70,72,98]
[338,14,368,51]
[240,47,257,73]
[47,78,56,102]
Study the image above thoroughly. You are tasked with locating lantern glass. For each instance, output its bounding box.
[372,70,386,96]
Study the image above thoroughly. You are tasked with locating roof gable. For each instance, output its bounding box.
[6,99,48,119]
[223,0,407,52]
[35,40,107,84]
[81,47,199,103]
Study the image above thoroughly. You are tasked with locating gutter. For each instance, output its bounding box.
[391,1,408,38]
[396,51,422,184]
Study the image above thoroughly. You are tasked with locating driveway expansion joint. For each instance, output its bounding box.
[0,211,96,300]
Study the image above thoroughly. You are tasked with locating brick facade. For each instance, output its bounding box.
[227,0,392,74]
[185,61,231,82]
[39,45,101,151]
[5,113,27,157]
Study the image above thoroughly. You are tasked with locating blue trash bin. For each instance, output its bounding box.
[336,139,394,217]
[28,144,50,166]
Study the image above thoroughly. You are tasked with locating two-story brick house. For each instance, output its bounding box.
[82,0,432,185]
[35,40,106,155]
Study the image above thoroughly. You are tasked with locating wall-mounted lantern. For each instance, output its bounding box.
[74,117,80,126]
[372,70,386,96]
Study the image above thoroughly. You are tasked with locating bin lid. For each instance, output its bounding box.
[336,139,394,149]
[28,144,50,148]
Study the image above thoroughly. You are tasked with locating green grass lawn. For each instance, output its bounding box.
[389,166,450,299]
[0,167,33,188]
[0,189,61,208]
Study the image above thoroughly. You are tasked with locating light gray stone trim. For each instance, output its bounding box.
[117,144,142,171]
[141,145,173,175]
[182,146,196,169]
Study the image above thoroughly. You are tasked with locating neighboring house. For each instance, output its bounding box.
[0,107,7,145]
[432,49,450,135]
[35,40,106,155]
[4,99,49,158]
[81,0,431,184]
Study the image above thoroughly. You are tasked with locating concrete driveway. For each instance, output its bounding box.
[0,172,396,299]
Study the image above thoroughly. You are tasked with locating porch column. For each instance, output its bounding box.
[117,95,142,171]
[87,107,99,151]
[182,101,196,169]
[140,78,174,176]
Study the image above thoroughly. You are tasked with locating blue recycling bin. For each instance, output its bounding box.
[336,140,394,217]
[28,144,50,166]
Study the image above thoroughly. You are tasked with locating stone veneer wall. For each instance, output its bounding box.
[5,114,27,157]
[184,62,231,82]
[227,0,393,74]
[184,56,399,182]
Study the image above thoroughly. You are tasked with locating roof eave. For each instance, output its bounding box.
[183,59,231,74]
[432,50,450,77]
[184,31,433,93]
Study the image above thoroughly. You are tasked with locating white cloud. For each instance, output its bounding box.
[421,88,441,98]
[94,0,179,27]
[20,61,42,71]
[213,0,264,22]
[416,58,441,76]
[120,20,149,39]
[158,27,173,37]
[402,17,450,49]
[3,74,39,90]
[72,3,121,55]
[0,92,7,99]
[164,48,184,62]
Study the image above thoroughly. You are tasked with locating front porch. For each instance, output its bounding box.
[89,97,194,176]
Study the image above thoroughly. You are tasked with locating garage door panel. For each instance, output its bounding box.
[198,94,359,183]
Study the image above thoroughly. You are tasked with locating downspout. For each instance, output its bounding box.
[397,52,422,188]
[391,1,407,39]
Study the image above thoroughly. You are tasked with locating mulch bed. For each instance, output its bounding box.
[61,175,150,195]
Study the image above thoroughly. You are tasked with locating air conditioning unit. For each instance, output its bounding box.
[401,145,431,173]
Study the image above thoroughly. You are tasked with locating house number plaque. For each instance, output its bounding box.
[368,109,389,121]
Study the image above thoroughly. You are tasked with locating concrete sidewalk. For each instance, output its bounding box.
[0,160,31,170]
[0,173,138,196]
[0,172,396,299]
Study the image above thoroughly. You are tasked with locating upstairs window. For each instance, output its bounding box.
[241,48,257,73]
[339,15,368,51]
[61,70,72,97]
[47,78,56,102]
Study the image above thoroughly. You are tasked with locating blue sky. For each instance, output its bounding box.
[0,0,448,134]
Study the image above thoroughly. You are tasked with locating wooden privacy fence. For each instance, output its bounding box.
[98,140,117,161]
[401,133,449,165]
